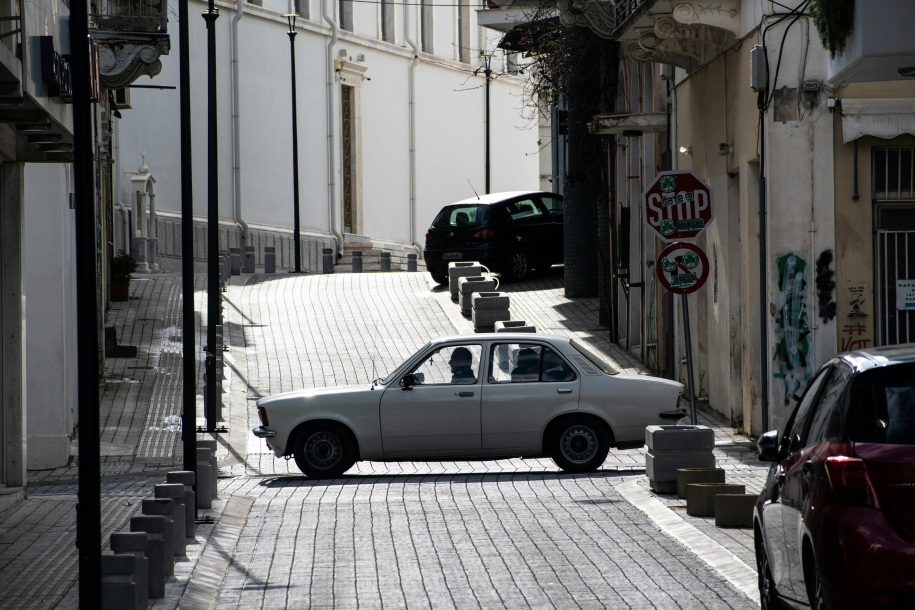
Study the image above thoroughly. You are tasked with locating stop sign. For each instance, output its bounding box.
[642,170,714,242]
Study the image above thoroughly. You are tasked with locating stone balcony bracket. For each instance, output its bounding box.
[630,13,734,72]
[93,34,171,90]
[558,0,616,40]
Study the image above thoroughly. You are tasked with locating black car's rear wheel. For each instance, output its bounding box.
[503,248,532,282]
[756,532,787,610]
[549,416,609,473]
[430,273,448,285]
[293,422,356,478]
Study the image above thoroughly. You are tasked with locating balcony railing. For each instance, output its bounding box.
[613,0,656,36]
[89,0,167,34]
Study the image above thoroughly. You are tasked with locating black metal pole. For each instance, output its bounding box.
[758,104,769,432]
[484,64,491,195]
[290,29,301,273]
[179,0,197,484]
[203,1,219,432]
[71,6,101,606]
[681,293,698,425]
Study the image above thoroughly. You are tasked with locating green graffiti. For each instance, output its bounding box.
[772,253,811,405]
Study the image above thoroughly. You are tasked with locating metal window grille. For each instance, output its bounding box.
[873,147,915,201]
[342,86,354,233]
[90,0,167,33]
[875,231,915,345]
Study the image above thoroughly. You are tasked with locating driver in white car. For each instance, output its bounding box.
[449,347,477,384]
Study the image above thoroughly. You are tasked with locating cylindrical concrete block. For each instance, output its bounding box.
[380,252,391,272]
[407,253,417,272]
[197,440,219,500]
[102,554,136,610]
[154,484,187,556]
[352,251,363,273]
[323,248,334,274]
[230,247,241,275]
[167,471,197,538]
[139,502,174,576]
[196,448,214,509]
[264,246,276,273]
[243,245,255,273]
[130,516,166,597]
[111,533,148,610]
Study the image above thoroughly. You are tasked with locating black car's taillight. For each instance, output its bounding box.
[472,229,495,239]
[425,231,433,244]
[825,455,881,509]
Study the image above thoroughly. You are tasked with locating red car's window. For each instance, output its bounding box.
[806,364,852,445]
[848,363,915,445]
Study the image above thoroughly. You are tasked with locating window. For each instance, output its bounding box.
[409,344,482,385]
[569,339,618,375]
[806,364,852,445]
[873,147,915,201]
[503,198,542,222]
[488,344,576,384]
[295,0,309,19]
[382,342,430,384]
[432,204,491,228]
[420,0,432,53]
[848,363,915,445]
[456,0,470,63]
[339,0,352,31]
[782,369,830,457]
[381,0,394,41]
[540,196,563,219]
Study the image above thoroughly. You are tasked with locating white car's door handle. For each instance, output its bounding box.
[557,388,573,393]
[456,391,475,397]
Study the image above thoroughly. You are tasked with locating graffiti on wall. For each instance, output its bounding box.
[815,250,837,323]
[841,323,872,352]
[773,253,812,405]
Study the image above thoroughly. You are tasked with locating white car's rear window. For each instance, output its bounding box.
[569,339,619,375]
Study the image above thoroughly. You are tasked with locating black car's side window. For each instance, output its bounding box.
[848,363,915,446]
[806,363,852,446]
[540,197,563,219]
[783,369,830,457]
[503,199,543,222]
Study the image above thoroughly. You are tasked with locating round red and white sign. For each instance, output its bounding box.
[656,242,710,295]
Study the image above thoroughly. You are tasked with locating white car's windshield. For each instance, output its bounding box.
[380,342,431,385]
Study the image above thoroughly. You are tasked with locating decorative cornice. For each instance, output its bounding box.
[671,2,740,34]
[94,35,170,90]
[557,0,616,39]
[629,15,733,71]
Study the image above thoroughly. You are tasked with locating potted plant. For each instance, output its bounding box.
[111,254,138,302]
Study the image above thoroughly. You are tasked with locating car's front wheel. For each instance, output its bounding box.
[549,417,609,473]
[293,422,356,478]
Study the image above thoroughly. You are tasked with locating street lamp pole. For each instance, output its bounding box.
[482,52,491,194]
[203,0,219,431]
[286,8,301,273]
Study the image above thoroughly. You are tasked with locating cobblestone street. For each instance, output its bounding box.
[0,269,767,609]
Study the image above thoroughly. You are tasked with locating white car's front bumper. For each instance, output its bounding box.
[252,426,276,438]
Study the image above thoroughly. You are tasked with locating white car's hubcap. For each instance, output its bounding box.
[305,432,341,469]
[561,426,597,464]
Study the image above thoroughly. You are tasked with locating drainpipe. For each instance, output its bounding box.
[322,0,344,254]
[113,117,129,254]
[231,0,249,241]
[405,0,420,249]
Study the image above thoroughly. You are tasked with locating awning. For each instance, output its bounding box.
[589,112,667,135]
[841,98,915,143]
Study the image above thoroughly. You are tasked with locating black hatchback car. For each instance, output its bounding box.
[423,191,564,284]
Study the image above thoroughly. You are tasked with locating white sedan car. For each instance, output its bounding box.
[253,333,685,478]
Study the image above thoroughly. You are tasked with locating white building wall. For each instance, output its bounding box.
[117,0,539,251]
[23,163,78,470]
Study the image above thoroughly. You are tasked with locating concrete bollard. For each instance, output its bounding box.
[448,263,482,300]
[197,439,219,501]
[471,292,511,332]
[102,554,137,610]
[380,252,391,272]
[686,483,746,517]
[677,468,726,499]
[196,448,214,509]
[407,253,418,272]
[494,320,536,333]
[714,494,758,528]
[458,276,497,315]
[645,425,715,494]
[230,247,241,275]
[140,500,175,576]
[166,471,197,538]
[111,532,149,610]
[323,248,334,274]
[352,251,363,273]
[243,246,255,274]
[130,515,166,597]
[154,484,187,556]
[264,246,276,273]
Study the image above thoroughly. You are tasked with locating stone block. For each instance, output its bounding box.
[714,494,758,528]
[458,277,497,314]
[448,263,482,300]
[677,468,726,499]
[686,483,746,517]
[472,308,511,328]
[646,425,716,494]
[495,320,536,333]
[472,292,509,310]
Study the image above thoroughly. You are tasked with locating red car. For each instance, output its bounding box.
[753,346,915,610]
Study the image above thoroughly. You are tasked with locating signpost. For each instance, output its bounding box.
[655,241,710,425]
[643,170,714,243]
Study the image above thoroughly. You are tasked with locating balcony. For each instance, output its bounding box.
[826,0,915,84]
[90,0,170,90]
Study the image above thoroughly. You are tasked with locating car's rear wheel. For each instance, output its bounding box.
[756,532,787,610]
[430,273,449,285]
[503,248,532,282]
[549,416,609,473]
[293,422,356,478]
